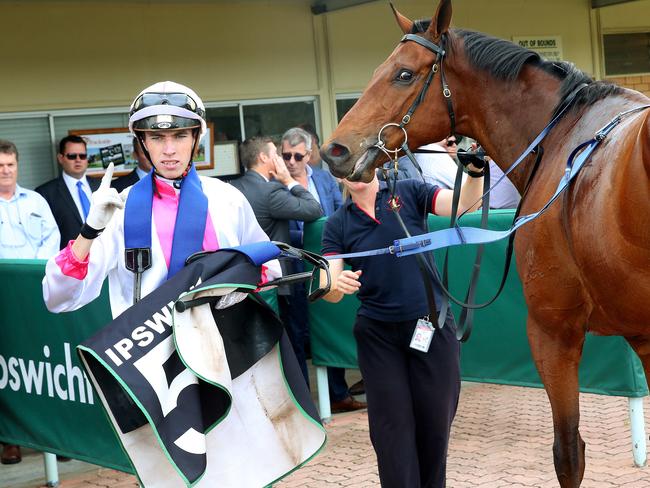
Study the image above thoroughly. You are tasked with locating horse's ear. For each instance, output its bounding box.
[390,2,413,35]
[427,0,452,39]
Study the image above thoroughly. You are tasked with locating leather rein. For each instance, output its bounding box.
[372,32,572,341]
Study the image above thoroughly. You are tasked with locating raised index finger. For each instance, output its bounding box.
[100,163,115,189]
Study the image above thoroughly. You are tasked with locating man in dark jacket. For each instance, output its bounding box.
[111,137,152,192]
[35,135,100,249]
[281,127,366,412]
[231,136,322,383]
[231,136,321,245]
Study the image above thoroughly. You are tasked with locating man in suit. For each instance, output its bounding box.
[231,137,321,383]
[111,137,152,192]
[36,135,100,249]
[281,127,366,413]
[230,136,321,245]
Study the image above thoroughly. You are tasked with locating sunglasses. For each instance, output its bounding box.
[282,152,307,162]
[446,136,464,147]
[65,153,88,160]
[132,92,205,118]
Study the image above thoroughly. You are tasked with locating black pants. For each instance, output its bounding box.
[279,282,350,400]
[278,291,310,386]
[354,314,460,488]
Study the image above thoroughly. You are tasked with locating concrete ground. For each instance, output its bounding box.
[3,381,649,487]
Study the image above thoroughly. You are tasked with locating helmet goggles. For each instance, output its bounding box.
[131,92,205,119]
[128,81,207,138]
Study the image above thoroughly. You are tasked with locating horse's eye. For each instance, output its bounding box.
[396,69,414,83]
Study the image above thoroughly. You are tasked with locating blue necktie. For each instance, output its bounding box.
[77,181,90,220]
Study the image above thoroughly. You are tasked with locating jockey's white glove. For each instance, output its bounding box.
[85,163,126,230]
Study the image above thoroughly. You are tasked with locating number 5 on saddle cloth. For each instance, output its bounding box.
[77,242,330,488]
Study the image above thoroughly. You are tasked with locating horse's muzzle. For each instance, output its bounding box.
[321,142,351,178]
[321,142,381,182]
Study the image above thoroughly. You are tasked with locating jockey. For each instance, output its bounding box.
[43,81,279,317]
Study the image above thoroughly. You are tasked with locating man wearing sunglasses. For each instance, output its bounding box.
[0,139,59,465]
[36,135,100,249]
[280,128,365,413]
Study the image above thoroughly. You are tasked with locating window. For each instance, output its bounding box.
[603,32,650,76]
[0,116,52,189]
[206,98,319,143]
[206,106,241,143]
[243,100,317,140]
[335,95,360,122]
[205,98,318,176]
[0,96,318,187]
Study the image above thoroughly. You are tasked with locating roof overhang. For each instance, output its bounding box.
[311,0,380,15]
[313,0,644,12]
[592,0,642,7]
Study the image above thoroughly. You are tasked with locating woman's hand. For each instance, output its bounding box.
[320,258,362,303]
[335,269,362,295]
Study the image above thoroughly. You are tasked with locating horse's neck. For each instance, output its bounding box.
[461,67,563,193]
[600,97,650,221]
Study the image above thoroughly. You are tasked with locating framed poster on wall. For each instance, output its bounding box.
[70,123,215,177]
[201,140,240,178]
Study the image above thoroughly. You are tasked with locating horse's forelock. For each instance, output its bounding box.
[411,19,431,34]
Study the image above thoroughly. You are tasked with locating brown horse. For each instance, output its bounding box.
[321,1,650,486]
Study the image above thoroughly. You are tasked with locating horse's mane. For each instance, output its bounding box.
[410,22,622,113]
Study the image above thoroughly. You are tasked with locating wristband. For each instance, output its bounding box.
[79,223,105,240]
[466,169,485,178]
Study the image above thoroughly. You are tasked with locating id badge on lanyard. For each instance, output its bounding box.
[410,317,435,353]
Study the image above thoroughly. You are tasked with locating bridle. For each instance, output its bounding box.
[372,31,493,340]
[374,32,456,164]
[338,28,650,342]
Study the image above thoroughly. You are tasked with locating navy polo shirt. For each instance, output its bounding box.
[322,179,444,321]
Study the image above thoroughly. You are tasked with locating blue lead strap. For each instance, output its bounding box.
[324,240,429,261]
[397,139,605,255]
[397,105,650,257]
[457,83,588,220]
[327,104,650,263]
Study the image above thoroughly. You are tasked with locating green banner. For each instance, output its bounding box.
[304,211,648,397]
[0,260,283,471]
[0,260,133,472]
[0,214,646,472]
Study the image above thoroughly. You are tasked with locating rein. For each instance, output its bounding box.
[373,31,504,339]
[338,28,650,341]
[373,32,465,331]
[327,105,650,291]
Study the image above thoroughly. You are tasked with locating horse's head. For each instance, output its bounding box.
[322,0,458,181]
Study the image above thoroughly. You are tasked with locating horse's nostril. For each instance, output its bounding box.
[325,143,350,161]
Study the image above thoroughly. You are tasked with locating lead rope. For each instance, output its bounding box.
[384,154,442,326]
[370,32,587,341]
